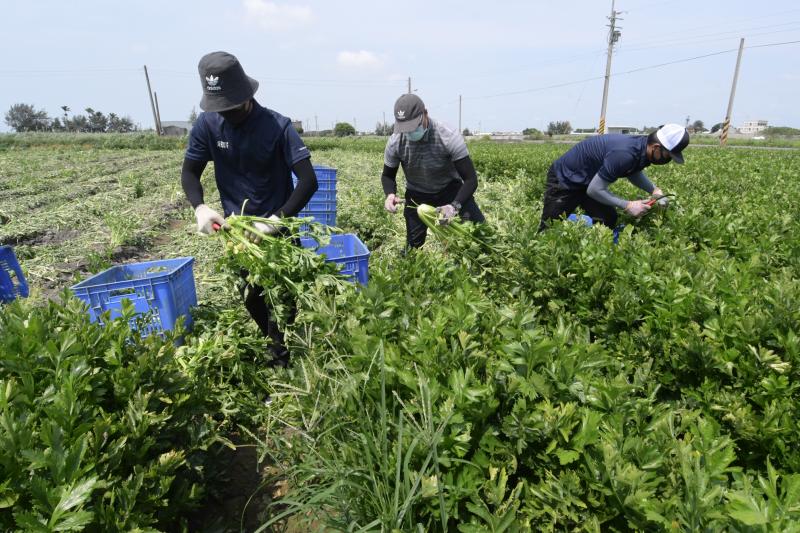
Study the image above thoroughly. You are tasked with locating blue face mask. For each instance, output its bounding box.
[406,125,427,142]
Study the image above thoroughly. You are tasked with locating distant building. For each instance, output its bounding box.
[737,120,768,135]
[490,132,524,141]
[607,126,640,135]
[161,121,193,136]
[291,120,303,133]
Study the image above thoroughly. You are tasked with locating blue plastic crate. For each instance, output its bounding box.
[0,246,29,303]
[303,199,337,212]
[305,188,337,202]
[292,176,337,194]
[567,213,593,226]
[567,214,623,244]
[313,164,337,184]
[70,257,197,337]
[613,224,625,244]
[297,210,336,228]
[292,164,337,191]
[300,234,370,285]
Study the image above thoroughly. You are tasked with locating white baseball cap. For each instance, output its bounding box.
[655,124,690,164]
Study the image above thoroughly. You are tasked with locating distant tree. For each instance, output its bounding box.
[692,119,706,132]
[50,117,64,132]
[5,103,50,132]
[84,108,108,133]
[710,122,724,133]
[462,128,472,137]
[546,121,572,136]
[763,126,800,137]
[188,107,198,126]
[66,114,89,132]
[61,105,70,128]
[334,122,356,137]
[375,122,392,135]
[107,113,136,133]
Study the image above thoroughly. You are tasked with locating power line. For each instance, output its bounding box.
[618,20,800,52]
[464,38,800,101]
[617,26,800,55]
[621,7,800,38]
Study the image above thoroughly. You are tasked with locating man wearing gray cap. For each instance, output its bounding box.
[180,51,318,366]
[382,93,485,248]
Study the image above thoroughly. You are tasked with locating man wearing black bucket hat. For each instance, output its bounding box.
[381,93,485,248]
[180,51,318,366]
[538,123,689,231]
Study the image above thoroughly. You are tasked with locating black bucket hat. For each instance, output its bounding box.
[198,51,259,112]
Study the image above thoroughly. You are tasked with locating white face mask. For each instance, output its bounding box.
[406,125,427,142]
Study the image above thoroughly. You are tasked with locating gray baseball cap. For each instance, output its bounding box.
[393,94,425,133]
[198,51,259,112]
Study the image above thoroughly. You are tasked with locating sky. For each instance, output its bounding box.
[2,0,800,134]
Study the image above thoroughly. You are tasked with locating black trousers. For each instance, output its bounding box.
[238,236,299,355]
[538,166,617,231]
[403,181,485,248]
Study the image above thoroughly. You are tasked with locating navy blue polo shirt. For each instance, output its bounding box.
[185,100,310,217]
[552,134,650,189]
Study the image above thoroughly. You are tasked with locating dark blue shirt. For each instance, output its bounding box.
[185,100,310,217]
[552,134,650,189]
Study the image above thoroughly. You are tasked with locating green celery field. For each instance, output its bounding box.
[2,134,800,531]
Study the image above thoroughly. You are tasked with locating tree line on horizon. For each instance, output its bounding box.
[4,103,137,133]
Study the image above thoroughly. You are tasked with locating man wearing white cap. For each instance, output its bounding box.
[538,124,689,231]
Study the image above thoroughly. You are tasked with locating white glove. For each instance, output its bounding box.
[384,194,403,214]
[436,203,457,225]
[624,200,652,218]
[195,204,225,235]
[246,215,281,243]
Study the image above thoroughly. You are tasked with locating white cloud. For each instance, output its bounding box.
[243,0,312,31]
[337,50,384,69]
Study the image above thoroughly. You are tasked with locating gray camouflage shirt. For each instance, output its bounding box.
[384,119,469,194]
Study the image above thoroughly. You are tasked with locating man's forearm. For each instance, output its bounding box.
[586,174,628,209]
[381,164,399,196]
[276,157,318,217]
[181,158,208,208]
[627,171,655,194]
[452,157,478,206]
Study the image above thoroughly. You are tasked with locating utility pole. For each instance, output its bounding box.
[315,115,318,135]
[597,0,621,135]
[408,77,411,93]
[458,94,462,133]
[383,111,386,135]
[154,91,163,135]
[721,38,745,147]
[143,65,160,135]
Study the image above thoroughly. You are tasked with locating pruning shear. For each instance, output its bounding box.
[644,193,675,207]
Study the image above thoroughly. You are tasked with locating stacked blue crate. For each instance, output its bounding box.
[293,164,337,227]
[0,246,29,303]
